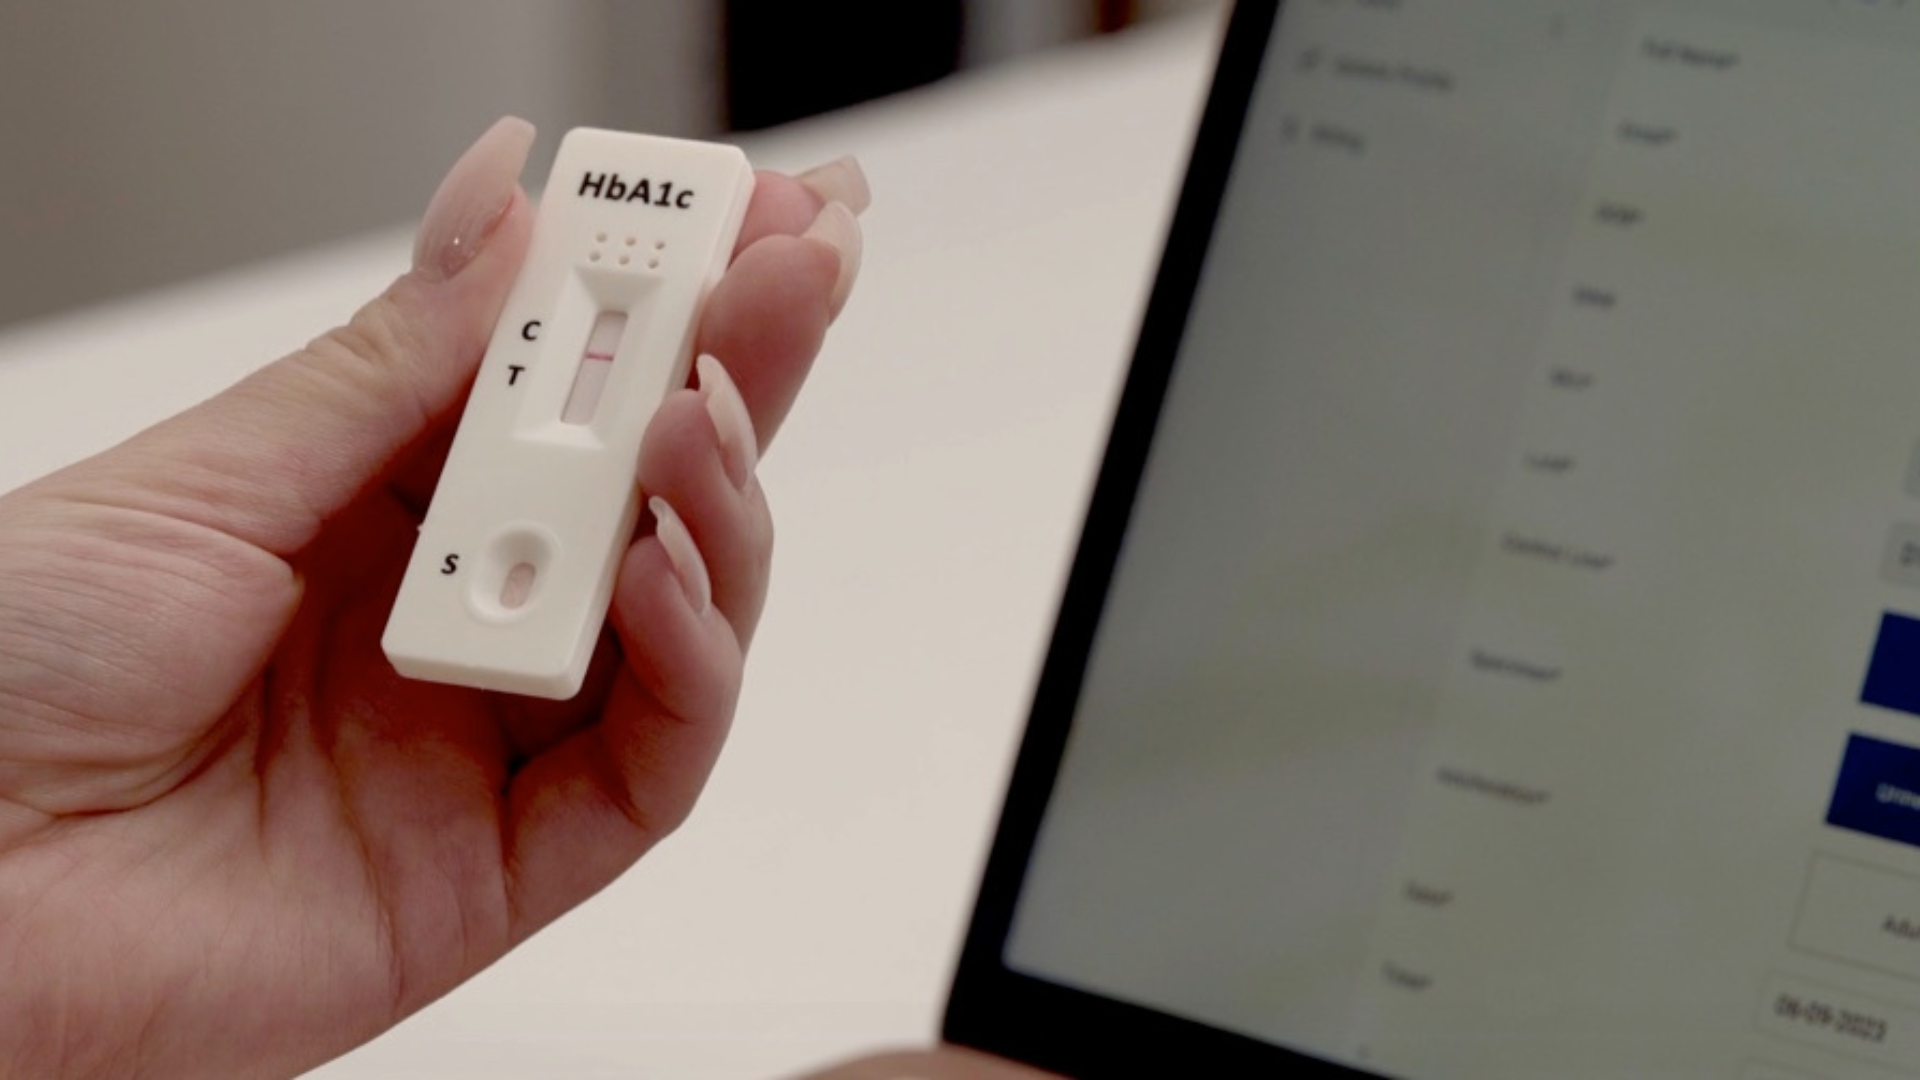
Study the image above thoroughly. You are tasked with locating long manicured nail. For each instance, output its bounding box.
[796,156,871,216]
[802,201,863,314]
[414,116,536,282]
[697,354,759,491]
[650,496,711,615]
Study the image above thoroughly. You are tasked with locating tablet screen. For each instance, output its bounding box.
[1002,2,1920,1076]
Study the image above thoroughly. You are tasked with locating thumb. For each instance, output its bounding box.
[48,117,537,557]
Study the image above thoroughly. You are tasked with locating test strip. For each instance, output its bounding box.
[382,128,755,699]
[562,312,626,425]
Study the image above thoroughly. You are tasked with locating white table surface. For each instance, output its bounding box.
[0,13,1221,1077]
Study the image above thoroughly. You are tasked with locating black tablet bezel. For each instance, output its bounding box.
[939,2,1374,1075]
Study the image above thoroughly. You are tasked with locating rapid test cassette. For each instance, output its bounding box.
[383,128,755,699]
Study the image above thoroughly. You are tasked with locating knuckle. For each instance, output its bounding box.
[313,293,426,385]
[278,289,438,428]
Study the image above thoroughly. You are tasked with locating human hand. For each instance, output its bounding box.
[0,117,867,1078]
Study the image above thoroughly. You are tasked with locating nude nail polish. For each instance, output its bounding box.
[651,496,711,615]
[796,156,871,216]
[697,354,758,491]
[802,201,863,314]
[414,116,536,282]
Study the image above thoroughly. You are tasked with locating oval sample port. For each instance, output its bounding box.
[466,525,561,623]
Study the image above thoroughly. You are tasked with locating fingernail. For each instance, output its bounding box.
[650,496,711,616]
[796,156,871,216]
[697,354,758,491]
[414,116,536,282]
[802,201,863,314]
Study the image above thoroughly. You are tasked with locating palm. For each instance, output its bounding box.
[0,162,851,1078]
[0,462,555,1074]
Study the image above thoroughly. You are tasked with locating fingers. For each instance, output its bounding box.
[696,232,842,452]
[734,157,870,252]
[631,181,866,649]
[497,414,750,931]
[38,117,538,558]
[707,164,866,451]
[604,169,860,655]
[501,526,740,936]
[736,170,824,251]
[640,376,773,636]
[493,157,867,933]
[789,157,869,316]
[495,353,772,891]
[795,156,874,217]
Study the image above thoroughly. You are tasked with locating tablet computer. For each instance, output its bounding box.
[858,2,1920,1075]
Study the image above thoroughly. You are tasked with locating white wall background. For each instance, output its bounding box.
[0,1,720,328]
[0,0,1211,329]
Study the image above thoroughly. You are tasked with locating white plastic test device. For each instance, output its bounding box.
[383,128,755,699]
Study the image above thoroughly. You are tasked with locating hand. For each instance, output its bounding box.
[0,118,868,1079]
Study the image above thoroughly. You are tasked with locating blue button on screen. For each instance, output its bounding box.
[1827,734,1920,849]
[1861,612,1920,718]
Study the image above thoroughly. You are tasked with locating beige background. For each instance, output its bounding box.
[0,0,1209,330]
